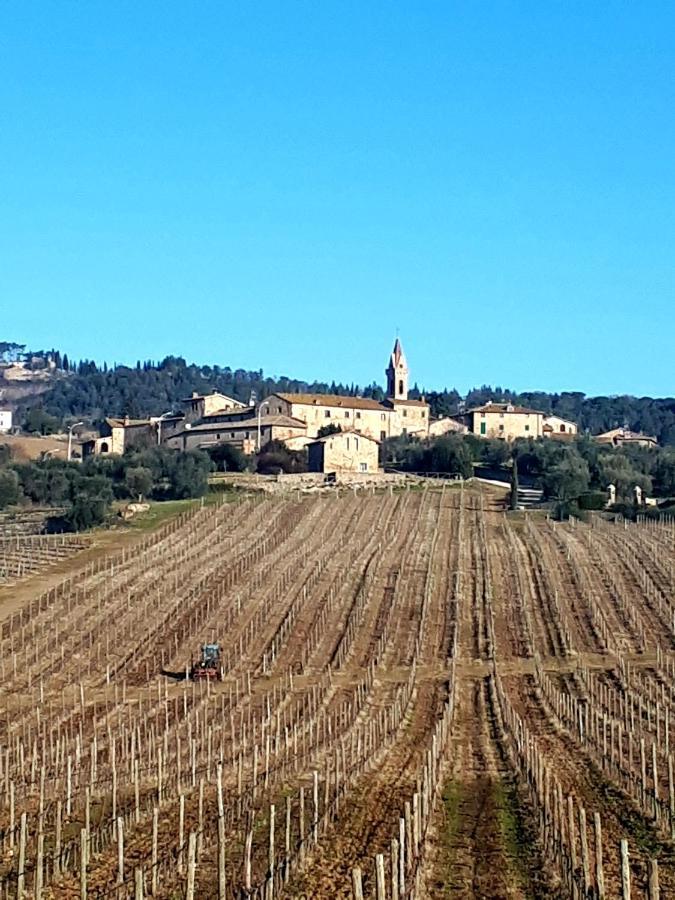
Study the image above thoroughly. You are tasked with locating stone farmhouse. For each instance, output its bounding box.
[82,417,156,456]
[181,391,247,423]
[307,430,380,474]
[467,402,578,442]
[165,414,307,455]
[543,415,578,438]
[468,403,545,440]
[428,416,468,437]
[596,428,658,449]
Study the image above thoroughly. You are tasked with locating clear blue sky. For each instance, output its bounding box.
[1,2,673,396]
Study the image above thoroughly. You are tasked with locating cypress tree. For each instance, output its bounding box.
[510,450,519,511]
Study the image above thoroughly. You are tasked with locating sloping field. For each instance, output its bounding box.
[0,487,673,898]
[0,434,67,462]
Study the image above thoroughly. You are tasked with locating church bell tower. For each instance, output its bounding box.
[386,338,409,401]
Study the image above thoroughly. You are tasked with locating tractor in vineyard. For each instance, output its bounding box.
[189,643,223,681]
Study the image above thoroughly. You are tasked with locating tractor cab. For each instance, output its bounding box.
[190,643,222,681]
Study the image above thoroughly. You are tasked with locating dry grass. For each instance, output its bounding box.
[0,432,68,461]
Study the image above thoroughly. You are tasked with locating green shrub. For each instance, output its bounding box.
[578,491,607,510]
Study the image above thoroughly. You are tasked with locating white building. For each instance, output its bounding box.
[543,415,578,437]
[0,410,13,433]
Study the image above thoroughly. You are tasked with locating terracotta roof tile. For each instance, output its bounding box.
[468,403,543,416]
[274,392,387,411]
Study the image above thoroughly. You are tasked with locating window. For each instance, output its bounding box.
[402,410,407,417]
[499,424,504,432]
[356,411,361,419]
[325,410,331,417]
[421,411,426,418]
[380,430,386,441]
[525,425,530,432]
[359,462,367,472]
[346,437,350,449]
[245,432,250,439]
[230,432,235,438]
[381,413,386,421]
[398,379,404,394]
[345,411,350,418]
[354,438,359,449]
[480,422,487,435]
[217,433,221,439]
[560,423,566,432]
[277,406,282,414]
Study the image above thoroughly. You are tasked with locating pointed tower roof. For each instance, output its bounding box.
[388,338,408,371]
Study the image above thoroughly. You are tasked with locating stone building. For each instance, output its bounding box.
[262,339,430,442]
[595,428,658,449]
[543,415,578,438]
[180,391,247,424]
[428,416,468,437]
[82,417,157,456]
[166,414,308,455]
[307,430,380,474]
[467,402,545,441]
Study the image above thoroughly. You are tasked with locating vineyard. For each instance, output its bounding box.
[0,535,90,586]
[0,485,674,898]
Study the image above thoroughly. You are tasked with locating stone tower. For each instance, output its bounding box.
[386,338,409,401]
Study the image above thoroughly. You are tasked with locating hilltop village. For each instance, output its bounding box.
[61,339,654,476]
